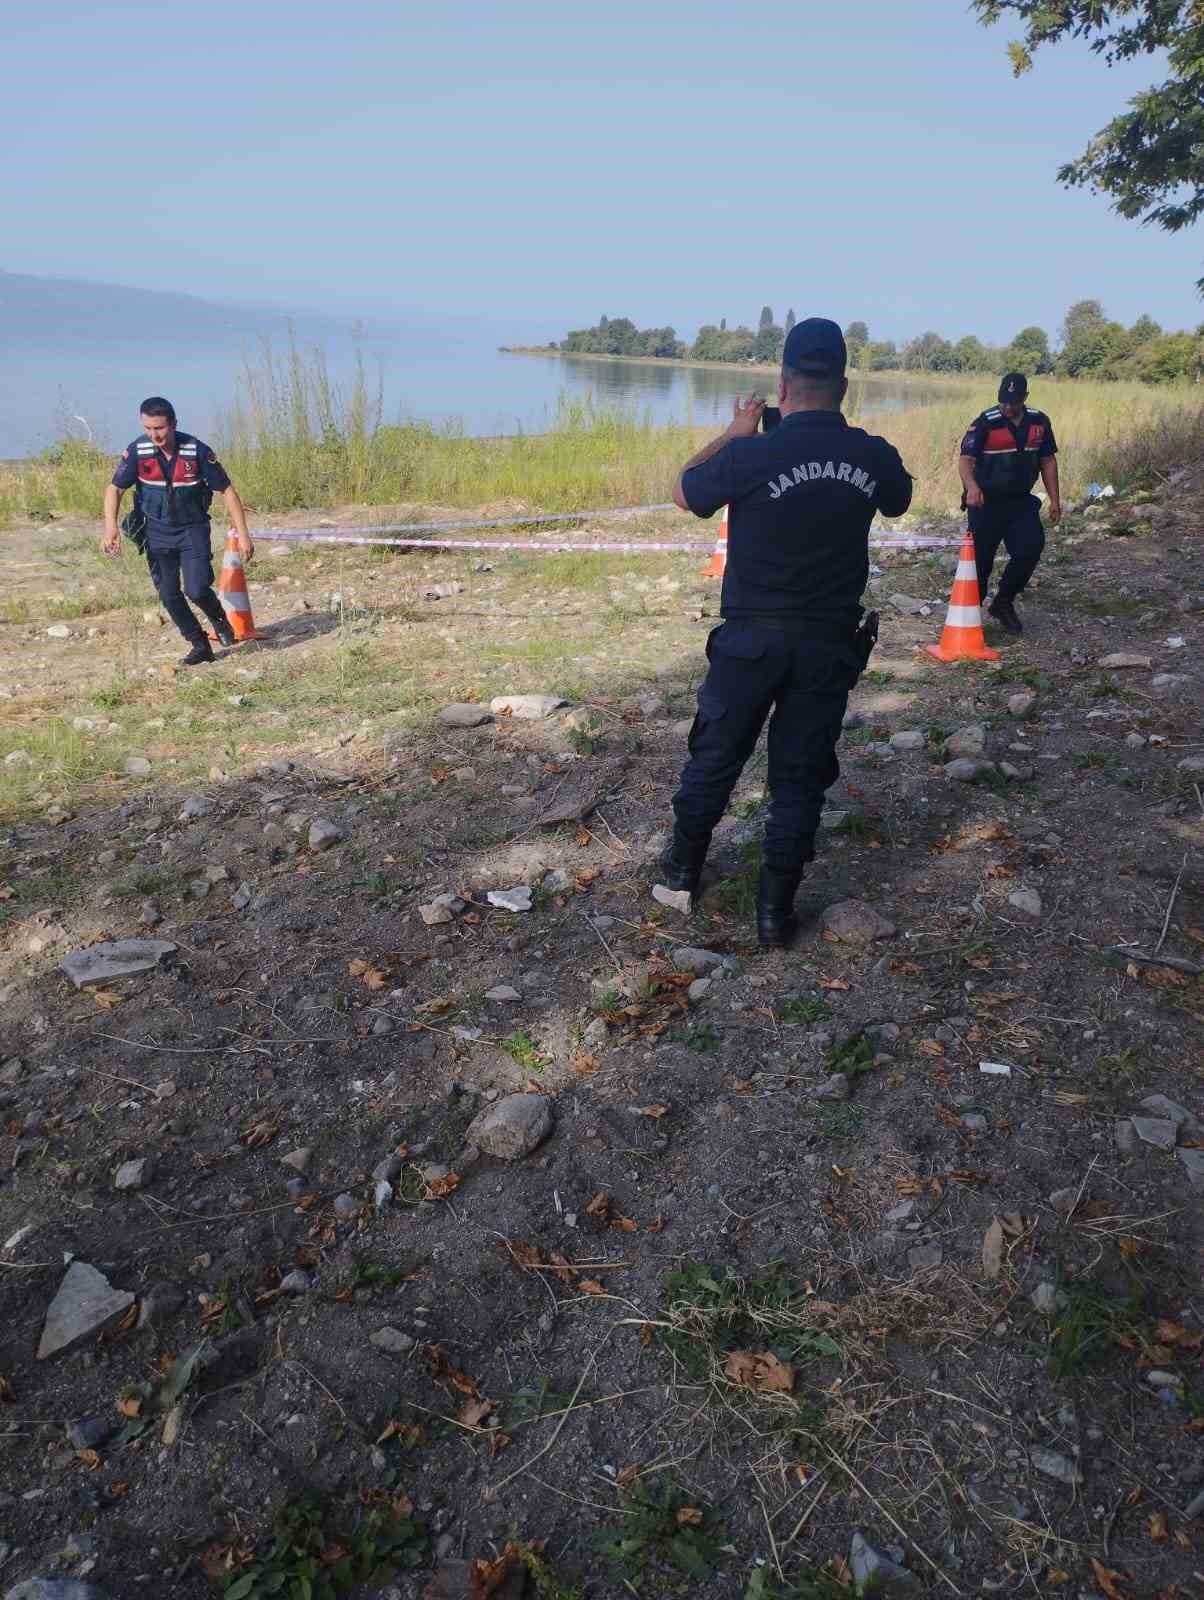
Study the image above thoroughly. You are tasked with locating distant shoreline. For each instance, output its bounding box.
[498,346,973,386]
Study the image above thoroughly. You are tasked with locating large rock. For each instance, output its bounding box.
[38,1262,135,1361]
[1133,1116,1178,1151]
[1097,652,1152,670]
[60,938,176,989]
[1007,888,1043,919]
[307,819,343,851]
[944,724,986,759]
[490,694,567,721]
[944,757,989,782]
[465,1094,552,1160]
[114,1157,154,1192]
[889,730,925,752]
[437,703,493,728]
[1138,1094,1198,1132]
[1007,691,1037,718]
[1176,1149,1204,1190]
[671,946,726,976]
[821,900,896,944]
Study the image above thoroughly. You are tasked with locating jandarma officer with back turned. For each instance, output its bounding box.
[659,317,913,947]
[958,372,1060,635]
[102,396,254,666]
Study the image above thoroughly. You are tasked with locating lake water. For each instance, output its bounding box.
[3,316,952,459]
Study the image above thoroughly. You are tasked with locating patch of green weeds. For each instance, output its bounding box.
[218,1494,426,1598]
[660,1260,842,1388]
[592,1478,727,1584]
[746,1563,853,1600]
[777,996,832,1025]
[348,1252,426,1292]
[996,663,1051,692]
[592,985,623,1016]
[668,1021,721,1053]
[841,725,880,746]
[1074,750,1121,772]
[864,667,895,686]
[504,1377,577,1427]
[1047,1278,1145,1381]
[733,791,768,819]
[809,1104,865,1138]
[824,1032,875,1079]
[501,1029,547,1073]
[565,715,604,756]
[515,1543,584,1600]
[829,811,878,842]
[351,871,390,897]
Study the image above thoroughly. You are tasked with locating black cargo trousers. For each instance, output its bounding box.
[672,619,862,873]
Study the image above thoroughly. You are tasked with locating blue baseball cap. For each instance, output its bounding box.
[782,317,847,377]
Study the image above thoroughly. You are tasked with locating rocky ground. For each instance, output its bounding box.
[1,469,1202,1600]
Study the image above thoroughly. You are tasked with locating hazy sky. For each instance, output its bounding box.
[4,1,1201,344]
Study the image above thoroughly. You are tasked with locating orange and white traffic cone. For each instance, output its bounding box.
[701,505,728,578]
[210,531,263,642]
[925,533,999,663]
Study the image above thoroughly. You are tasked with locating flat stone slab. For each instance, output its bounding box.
[38,1262,135,1361]
[1097,653,1152,669]
[651,884,692,913]
[1176,1149,1204,1190]
[436,703,493,727]
[1132,1116,1178,1151]
[821,900,897,944]
[487,886,533,913]
[490,694,567,721]
[60,938,177,990]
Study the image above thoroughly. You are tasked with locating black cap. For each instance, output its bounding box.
[998,372,1028,403]
[782,317,846,377]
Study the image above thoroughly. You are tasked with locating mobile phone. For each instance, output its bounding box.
[760,407,782,432]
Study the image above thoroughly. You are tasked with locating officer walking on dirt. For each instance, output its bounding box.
[660,317,913,946]
[102,396,254,665]
[958,373,1060,635]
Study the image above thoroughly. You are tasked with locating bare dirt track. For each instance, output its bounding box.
[0,474,1202,1600]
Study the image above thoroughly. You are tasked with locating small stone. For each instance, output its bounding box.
[978,1060,1012,1076]
[1007,888,1043,919]
[38,1262,135,1361]
[280,1148,312,1174]
[888,594,928,616]
[908,1244,943,1271]
[1032,1282,1059,1315]
[1176,1148,1204,1190]
[885,1201,915,1223]
[332,1193,361,1219]
[672,946,726,976]
[944,757,987,781]
[373,1154,404,1183]
[821,900,896,943]
[1029,1445,1081,1485]
[582,1016,610,1048]
[3,750,32,768]
[651,884,692,913]
[5,1582,115,1600]
[369,1327,415,1356]
[1176,756,1204,776]
[1145,1369,1182,1388]
[866,1022,901,1047]
[372,1014,395,1035]
[419,902,454,926]
[308,819,343,851]
[850,1530,915,1593]
[374,1180,394,1211]
[179,795,210,821]
[960,1113,988,1131]
[138,899,162,927]
[1125,732,1147,750]
[46,623,72,639]
[945,724,987,759]
[464,1093,552,1160]
[279,1270,313,1295]
[124,755,152,777]
[814,1073,850,1102]
[1048,1186,1079,1217]
[687,978,712,1003]
[489,693,567,720]
[1097,653,1151,670]
[1115,1119,1136,1154]
[999,761,1033,781]
[842,708,863,729]
[60,936,178,990]
[1007,691,1037,718]
[485,985,522,1003]
[1132,1116,1178,1151]
[488,886,533,913]
[66,1415,118,1452]
[437,703,493,727]
[889,730,925,751]
[114,1157,153,1191]
[1137,1094,1197,1131]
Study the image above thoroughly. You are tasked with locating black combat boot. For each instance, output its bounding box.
[658,826,710,897]
[180,639,215,666]
[988,595,1022,635]
[756,864,804,947]
[212,614,237,647]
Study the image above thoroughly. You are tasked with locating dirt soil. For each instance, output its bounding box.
[1,471,1203,1600]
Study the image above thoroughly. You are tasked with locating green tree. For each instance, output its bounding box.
[867,340,898,370]
[784,308,796,333]
[844,320,869,362]
[1002,324,1052,373]
[753,321,784,362]
[947,334,989,371]
[1061,299,1107,348]
[1129,312,1162,344]
[903,331,950,371]
[759,305,775,330]
[973,1,1204,291]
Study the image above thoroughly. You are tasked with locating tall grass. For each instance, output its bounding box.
[2,345,1201,528]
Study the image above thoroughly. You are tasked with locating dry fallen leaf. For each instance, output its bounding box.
[818,977,851,991]
[423,1171,461,1200]
[585,1192,611,1219]
[91,988,125,1010]
[548,1251,576,1286]
[981,1218,1005,1281]
[240,1118,278,1149]
[458,1397,495,1429]
[116,1396,142,1419]
[724,1349,796,1393]
[0,1374,14,1403]
[631,1104,669,1119]
[1147,1511,1170,1542]
[675,1506,704,1526]
[425,1344,480,1397]
[1090,1559,1135,1600]
[611,1216,639,1234]
[75,1448,101,1471]
[617,1463,639,1489]
[469,1544,523,1599]
[376,1420,425,1446]
[578,1279,608,1297]
[917,1038,946,1058]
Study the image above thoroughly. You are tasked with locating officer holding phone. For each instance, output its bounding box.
[658,318,913,946]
